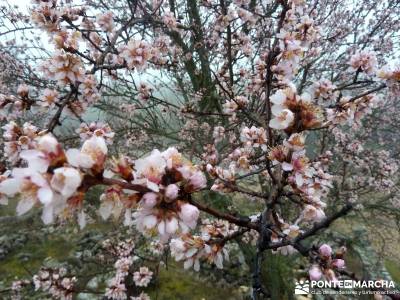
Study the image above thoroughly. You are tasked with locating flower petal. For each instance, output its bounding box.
[0,178,21,195]
[38,187,53,205]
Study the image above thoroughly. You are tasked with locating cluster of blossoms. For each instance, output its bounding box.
[240,126,268,151]
[269,133,332,224]
[333,128,399,196]
[161,10,179,30]
[326,94,381,127]
[52,30,81,51]
[10,279,30,300]
[131,148,206,241]
[105,256,134,300]
[222,96,249,120]
[96,11,114,32]
[310,79,338,102]
[75,74,101,111]
[377,65,400,95]
[170,219,234,271]
[133,267,153,287]
[119,40,154,70]
[39,50,85,86]
[102,238,136,260]
[29,1,102,115]
[38,51,101,115]
[30,0,61,31]
[269,85,323,131]
[0,133,106,226]
[32,268,77,300]
[349,50,377,75]
[2,121,39,164]
[103,239,152,300]
[0,125,208,240]
[76,122,115,144]
[270,1,319,81]
[0,93,26,120]
[308,244,346,282]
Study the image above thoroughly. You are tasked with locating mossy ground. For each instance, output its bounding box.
[148,263,243,300]
[0,236,71,280]
[385,260,400,285]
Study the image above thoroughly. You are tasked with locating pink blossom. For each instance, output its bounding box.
[50,167,82,198]
[141,192,158,208]
[96,11,114,32]
[119,40,153,70]
[309,265,322,281]
[178,203,200,229]
[332,259,345,269]
[269,108,295,130]
[66,136,107,171]
[186,170,207,191]
[318,244,332,257]
[349,50,377,74]
[165,184,179,200]
[133,267,153,287]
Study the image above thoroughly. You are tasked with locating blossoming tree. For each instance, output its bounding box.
[0,0,400,299]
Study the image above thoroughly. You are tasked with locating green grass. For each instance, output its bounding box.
[385,259,400,285]
[0,236,72,281]
[148,263,242,300]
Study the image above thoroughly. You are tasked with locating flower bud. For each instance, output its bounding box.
[309,265,322,281]
[141,192,158,208]
[332,259,345,269]
[179,203,199,224]
[165,184,179,200]
[319,244,332,257]
[189,172,207,190]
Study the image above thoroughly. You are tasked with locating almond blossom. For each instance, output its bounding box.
[119,40,153,70]
[105,278,128,300]
[0,168,53,217]
[349,50,377,75]
[170,221,231,271]
[133,267,153,287]
[20,134,65,173]
[2,121,39,164]
[33,268,76,300]
[96,11,114,32]
[40,89,59,108]
[50,167,82,198]
[133,149,166,191]
[240,126,268,151]
[66,136,108,172]
[39,50,85,85]
[269,108,295,130]
[76,122,115,144]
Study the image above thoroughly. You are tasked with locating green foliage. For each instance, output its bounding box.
[149,262,242,300]
[385,260,400,285]
[0,236,71,281]
[201,190,232,212]
[262,251,296,300]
